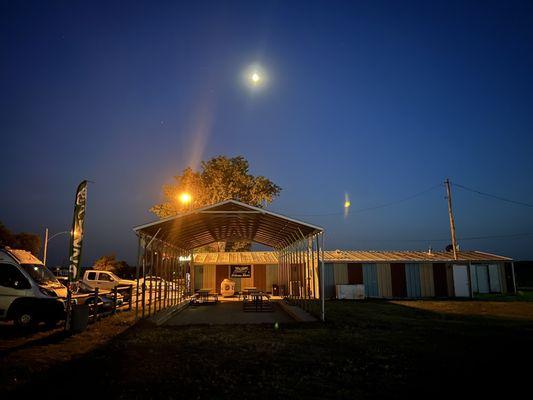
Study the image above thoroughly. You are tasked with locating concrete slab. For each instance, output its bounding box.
[165,301,295,326]
[277,301,318,322]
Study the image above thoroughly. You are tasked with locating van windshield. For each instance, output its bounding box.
[20,264,60,285]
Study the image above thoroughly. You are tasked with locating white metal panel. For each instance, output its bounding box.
[476,265,490,294]
[452,265,470,297]
[488,264,502,293]
[335,284,365,300]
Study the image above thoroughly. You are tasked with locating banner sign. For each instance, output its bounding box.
[230,265,251,278]
[68,180,88,280]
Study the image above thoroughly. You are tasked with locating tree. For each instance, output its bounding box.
[150,156,282,251]
[0,222,41,257]
[93,254,129,275]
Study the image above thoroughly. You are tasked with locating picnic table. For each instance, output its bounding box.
[242,287,257,300]
[244,291,272,312]
[195,288,218,304]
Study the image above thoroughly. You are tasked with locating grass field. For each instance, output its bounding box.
[3,299,533,399]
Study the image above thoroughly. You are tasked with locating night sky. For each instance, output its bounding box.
[1,1,533,267]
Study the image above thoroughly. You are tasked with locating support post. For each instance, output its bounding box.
[320,232,325,322]
[135,235,142,320]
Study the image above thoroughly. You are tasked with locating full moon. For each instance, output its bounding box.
[251,72,261,84]
[243,63,268,90]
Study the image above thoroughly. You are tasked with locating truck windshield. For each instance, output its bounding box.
[20,264,60,285]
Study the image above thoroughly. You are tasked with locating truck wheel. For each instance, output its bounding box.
[14,310,36,329]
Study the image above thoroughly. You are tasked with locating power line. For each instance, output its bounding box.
[353,232,533,243]
[285,183,443,217]
[453,182,533,208]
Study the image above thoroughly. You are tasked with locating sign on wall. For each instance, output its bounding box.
[230,265,251,278]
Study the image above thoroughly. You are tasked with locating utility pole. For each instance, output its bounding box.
[43,228,49,266]
[445,178,458,260]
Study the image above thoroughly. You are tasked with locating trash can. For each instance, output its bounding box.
[70,304,89,333]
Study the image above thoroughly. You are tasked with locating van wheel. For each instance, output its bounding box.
[14,310,36,328]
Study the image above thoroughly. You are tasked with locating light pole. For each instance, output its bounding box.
[43,228,71,266]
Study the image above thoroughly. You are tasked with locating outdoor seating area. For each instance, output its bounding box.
[189,285,274,313]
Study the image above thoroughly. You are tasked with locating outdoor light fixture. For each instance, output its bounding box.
[178,192,192,204]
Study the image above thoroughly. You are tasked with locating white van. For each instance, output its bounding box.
[0,247,66,327]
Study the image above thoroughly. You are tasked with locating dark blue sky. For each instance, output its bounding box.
[1,0,532,266]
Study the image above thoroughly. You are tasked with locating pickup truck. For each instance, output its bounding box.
[81,270,136,291]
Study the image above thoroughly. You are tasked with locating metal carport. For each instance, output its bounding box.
[133,200,325,320]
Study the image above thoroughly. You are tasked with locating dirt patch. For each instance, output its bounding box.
[391,300,533,320]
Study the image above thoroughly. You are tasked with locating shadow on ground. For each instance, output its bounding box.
[3,301,533,399]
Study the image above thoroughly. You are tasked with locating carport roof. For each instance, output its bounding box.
[133,200,323,251]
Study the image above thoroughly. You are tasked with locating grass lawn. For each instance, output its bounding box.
[3,300,533,399]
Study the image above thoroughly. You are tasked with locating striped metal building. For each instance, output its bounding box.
[192,250,515,299]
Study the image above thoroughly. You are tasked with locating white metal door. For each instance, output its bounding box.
[452,265,470,297]
[488,264,502,293]
[476,265,490,294]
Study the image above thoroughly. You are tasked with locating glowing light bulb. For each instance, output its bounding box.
[178,192,192,204]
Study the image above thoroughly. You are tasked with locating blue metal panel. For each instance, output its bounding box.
[363,264,379,297]
[405,264,421,297]
[324,263,335,299]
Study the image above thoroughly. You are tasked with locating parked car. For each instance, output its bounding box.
[0,247,66,328]
[81,292,124,313]
[139,275,175,292]
[81,270,136,291]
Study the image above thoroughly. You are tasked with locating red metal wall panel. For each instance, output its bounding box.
[391,263,407,297]
[347,263,363,284]
[432,263,448,297]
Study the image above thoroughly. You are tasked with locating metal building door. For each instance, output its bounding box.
[452,265,470,297]
[476,265,490,294]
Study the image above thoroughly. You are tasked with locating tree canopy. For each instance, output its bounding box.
[150,156,281,217]
[93,254,129,275]
[150,156,281,251]
[0,222,41,257]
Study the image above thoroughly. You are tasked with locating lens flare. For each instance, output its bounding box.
[344,193,351,218]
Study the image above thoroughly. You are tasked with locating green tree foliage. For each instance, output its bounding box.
[150,156,282,251]
[93,254,129,275]
[0,222,41,256]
